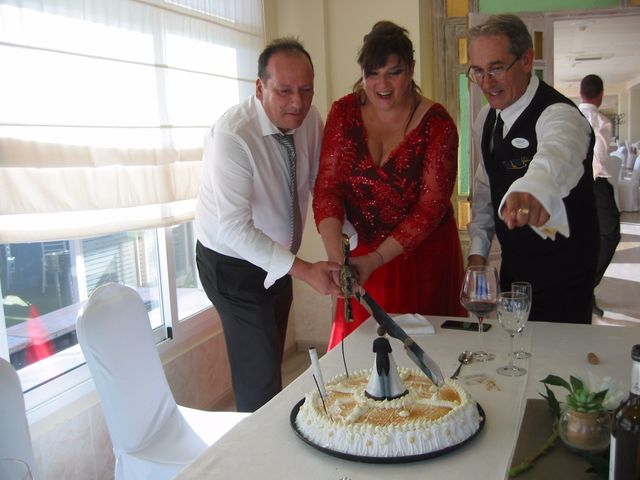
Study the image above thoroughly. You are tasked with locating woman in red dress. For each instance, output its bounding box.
[313,21,466,350]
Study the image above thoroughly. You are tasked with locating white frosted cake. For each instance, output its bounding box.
[295,367,481,458]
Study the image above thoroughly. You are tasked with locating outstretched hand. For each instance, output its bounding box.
[501,192,550,230]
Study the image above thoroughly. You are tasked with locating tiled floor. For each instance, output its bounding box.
[221,211,640,410]
[592,211,640,326]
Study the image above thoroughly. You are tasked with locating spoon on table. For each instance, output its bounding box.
[450,351,472,379]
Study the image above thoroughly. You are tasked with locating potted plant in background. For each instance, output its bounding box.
[509,372,625,477]
[541,374,611,453]
[541,372,624,453]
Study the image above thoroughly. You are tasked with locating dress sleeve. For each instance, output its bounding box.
[392,106,459,254]
[313,100,347,227]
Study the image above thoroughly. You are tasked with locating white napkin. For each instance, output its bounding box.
[391,313,435,335]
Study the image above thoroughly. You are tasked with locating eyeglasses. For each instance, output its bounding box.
[466,56,521,85]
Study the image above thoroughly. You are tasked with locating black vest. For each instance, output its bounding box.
[480,80,598,287]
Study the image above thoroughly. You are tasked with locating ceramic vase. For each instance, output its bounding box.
[559,408,611,453]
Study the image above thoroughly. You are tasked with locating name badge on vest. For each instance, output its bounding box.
[511,137,530,149]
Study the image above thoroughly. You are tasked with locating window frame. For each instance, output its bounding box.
[19,220,219,423]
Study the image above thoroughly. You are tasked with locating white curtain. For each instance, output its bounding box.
[0,0,264,242]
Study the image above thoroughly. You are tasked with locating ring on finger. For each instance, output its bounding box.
[517,207,530,216]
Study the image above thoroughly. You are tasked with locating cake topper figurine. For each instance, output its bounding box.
[356,288,446,387]
[365,327,409,401]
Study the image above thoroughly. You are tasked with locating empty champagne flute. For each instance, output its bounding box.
[496,291,529,377]
[460,265,499,362]
[511,281,532,359]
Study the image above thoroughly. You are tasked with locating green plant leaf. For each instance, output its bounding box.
[593,389,608,405]
[540,374,571,391]
[570,376,584,393]
[540,385,561,419]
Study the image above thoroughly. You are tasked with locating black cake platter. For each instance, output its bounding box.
[290,399,486,464]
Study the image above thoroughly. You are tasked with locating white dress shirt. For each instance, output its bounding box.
[578,102,613,179]
[468,75,592,259]
[195,95,323,288]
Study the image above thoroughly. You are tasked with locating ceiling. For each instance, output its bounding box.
[553,14,640,96]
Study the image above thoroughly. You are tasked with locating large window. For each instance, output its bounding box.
[0,0,264,410]
[1,223,207,393]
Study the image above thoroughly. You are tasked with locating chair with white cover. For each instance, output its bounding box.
[611,145,629,171]
[77,283,249,480]
[624,140,634,169]
[0,357,38,480]
[607,150,624,208]
[617,154,640,212]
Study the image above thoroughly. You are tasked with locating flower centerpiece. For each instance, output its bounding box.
[509,372,625,478]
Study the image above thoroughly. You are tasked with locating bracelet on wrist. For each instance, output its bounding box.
[371,250,384,267]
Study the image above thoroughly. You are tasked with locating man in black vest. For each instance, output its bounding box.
[466,14,598,324]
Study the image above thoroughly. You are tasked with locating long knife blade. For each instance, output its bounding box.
[356,289,445,387]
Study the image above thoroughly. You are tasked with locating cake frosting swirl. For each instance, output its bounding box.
[295,367,481,458]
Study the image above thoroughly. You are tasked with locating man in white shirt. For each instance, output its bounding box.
[195,38,341,412]
[467,14,598,324]
[578,74,620,317]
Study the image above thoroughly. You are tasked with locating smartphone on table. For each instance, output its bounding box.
[441,320,492,332]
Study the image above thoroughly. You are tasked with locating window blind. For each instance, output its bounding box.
[0,0,264,242]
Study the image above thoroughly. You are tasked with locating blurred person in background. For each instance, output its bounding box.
[579,74,620,317]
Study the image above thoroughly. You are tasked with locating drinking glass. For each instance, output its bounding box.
[0,459,33,480]
[511,281,532,359]
[496,291,529,377]
[460,265,499,362]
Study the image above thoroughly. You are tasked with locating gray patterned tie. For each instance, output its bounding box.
[273,134,302,253]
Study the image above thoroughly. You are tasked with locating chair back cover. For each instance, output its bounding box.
[606,153,623,208]
[607,153,622,182]
[617,154,640,212]
[626,143,636,169]
[610,145,627,163]
[76,283,178,454]
[0,358,38,479]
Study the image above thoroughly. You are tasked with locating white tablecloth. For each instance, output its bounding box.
[175,317,640,480]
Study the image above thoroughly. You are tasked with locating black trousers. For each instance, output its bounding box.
[196,242,292,412]
[593,177,621,288]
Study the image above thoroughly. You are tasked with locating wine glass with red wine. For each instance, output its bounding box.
[460,265,499,362]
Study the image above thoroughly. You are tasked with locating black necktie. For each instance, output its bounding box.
[272,134,302,253]
[492,113,504,154]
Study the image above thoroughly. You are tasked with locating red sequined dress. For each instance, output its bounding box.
[313,93,466,350]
